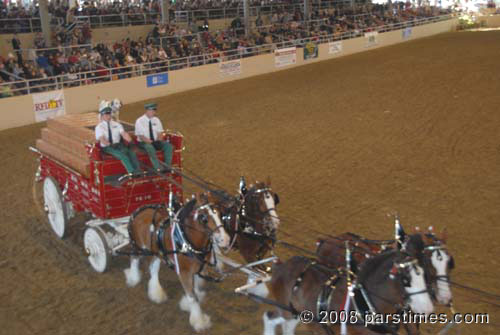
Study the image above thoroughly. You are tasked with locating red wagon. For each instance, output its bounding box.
[31,115,184,273]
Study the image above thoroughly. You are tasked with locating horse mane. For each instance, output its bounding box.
[357,250,397,284]
[177,198,197,224]
[406,234,425,256]
[211,189,234,203]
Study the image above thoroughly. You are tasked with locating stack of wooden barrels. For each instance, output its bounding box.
[35,113,99,178]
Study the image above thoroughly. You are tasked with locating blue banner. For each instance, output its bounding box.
[147,73,169,87]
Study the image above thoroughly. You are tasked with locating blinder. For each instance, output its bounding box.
[448,255,455,270]
[390,259,421,289]
[273,193,280,205]
[198,213,209,225]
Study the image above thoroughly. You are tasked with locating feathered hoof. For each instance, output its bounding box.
[124,268,141,287]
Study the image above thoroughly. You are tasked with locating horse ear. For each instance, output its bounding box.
[239,176,247,195]
[266,176,271,186]
[395,215,406,251]
[441,227,448,243]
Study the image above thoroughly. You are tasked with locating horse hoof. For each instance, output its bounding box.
[191,313,211,332]
[179,295,192,312]
[148,283,168,304]
[148,290,168,304]
[124,268,141,287]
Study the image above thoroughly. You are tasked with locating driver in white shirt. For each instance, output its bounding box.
[135,102,173,172]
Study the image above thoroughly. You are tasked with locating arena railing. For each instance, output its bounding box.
[74,13,160,28]
[70,0,355,28]
[0,14,453,97]
[18,44,93,60]
[0,17,64,34]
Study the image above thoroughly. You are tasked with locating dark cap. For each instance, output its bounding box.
[144,102,157,110]
[99,106,112,115]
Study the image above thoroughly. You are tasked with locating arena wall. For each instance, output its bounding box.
[0,18,458,131]
[479,14,500,27]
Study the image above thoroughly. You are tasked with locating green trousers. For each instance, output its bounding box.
[138,141,173,170]
[102,143,141,174]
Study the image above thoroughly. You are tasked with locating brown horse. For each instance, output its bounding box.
[263,250,434,335]
[124,192,230,332]
[211,177,280,295]
[316,222,454,306]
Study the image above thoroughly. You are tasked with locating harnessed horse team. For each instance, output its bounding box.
[121,176,454,334]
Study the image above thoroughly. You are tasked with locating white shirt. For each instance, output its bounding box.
[135,114,164,142]
[95,120,124,147]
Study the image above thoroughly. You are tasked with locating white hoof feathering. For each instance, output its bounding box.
[124,257,141,287]
[282,319,300,335]
[179,294,193,312]
[247,275,269,298]
[263,311,285,335]
[181,295,212,331]
[147,258,167,304]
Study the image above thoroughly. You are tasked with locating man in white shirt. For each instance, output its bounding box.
[95,106,141,175]
[135,102,173,172]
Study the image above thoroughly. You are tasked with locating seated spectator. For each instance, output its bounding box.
[34,32,46,49]
[36,52,54,76]
[0,80,14,98]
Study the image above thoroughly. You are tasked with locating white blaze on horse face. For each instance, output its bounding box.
[209,207,230,249]
[431,250,452,305]
[405,264,434,315]
[264,192,280,229]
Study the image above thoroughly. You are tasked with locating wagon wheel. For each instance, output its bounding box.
[43,177,68,239]
[83,227,110,273]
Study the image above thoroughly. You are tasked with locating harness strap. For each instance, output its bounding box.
[292,259,316,292]
[316,271,342,317]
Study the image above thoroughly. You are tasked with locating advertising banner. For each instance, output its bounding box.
[220,59,242,76]
[402,27,412,40]
[275,47,297,67]
[303,42,319,60]
[328,41,343,54]
[365,31,379,47]
[146,73,169,87]
[33,90,66,122]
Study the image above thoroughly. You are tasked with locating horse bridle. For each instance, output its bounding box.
[241,187,279,236]
[422,243,454,301]
[392,258,430,301]
[194,203,227,241]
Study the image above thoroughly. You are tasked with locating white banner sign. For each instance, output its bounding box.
[402,27,412,40]
[365,31,379,48]
[219,59,242,76]
[328,41,343,54]
[274,47,297,68]
[33,90,66,122]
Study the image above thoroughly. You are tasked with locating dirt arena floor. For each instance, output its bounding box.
[1,30,499,335]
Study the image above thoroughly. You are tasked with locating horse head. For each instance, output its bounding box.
[393,218,454,306]
[360,251,434,316]
[417,226,454,305]
[241,177,280,234]
[192,193,231,252]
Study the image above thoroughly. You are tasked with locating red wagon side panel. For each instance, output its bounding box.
[37,132,184,220]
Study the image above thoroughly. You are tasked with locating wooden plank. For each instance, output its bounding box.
[36,139,90,177]
[41,128,90,161]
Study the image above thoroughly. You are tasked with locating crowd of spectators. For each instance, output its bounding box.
[0,3,452,98]
[0,0,374,32]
